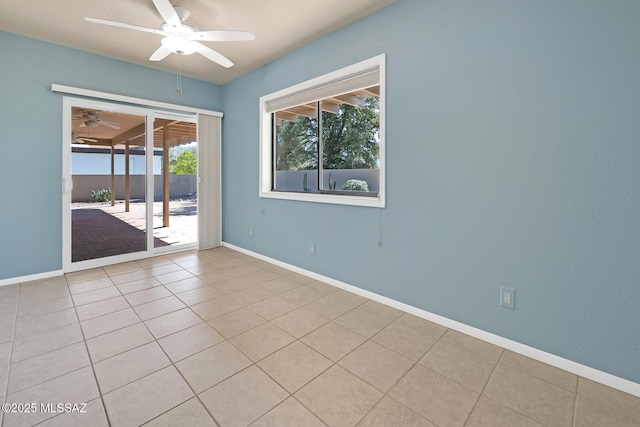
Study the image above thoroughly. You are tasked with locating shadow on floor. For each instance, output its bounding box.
[72,209,168,262]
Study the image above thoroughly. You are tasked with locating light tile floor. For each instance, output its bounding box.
[0,247,638,426]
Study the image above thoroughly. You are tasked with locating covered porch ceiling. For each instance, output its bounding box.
[72,107,196,148]
[274,85,380,124]
[71,107,197,228]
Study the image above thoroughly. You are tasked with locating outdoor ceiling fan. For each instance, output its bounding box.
[72,133,98,144]
[85,0,254,68]
[74,110,122,130]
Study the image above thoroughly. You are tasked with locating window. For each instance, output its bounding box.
[260,54,385,207]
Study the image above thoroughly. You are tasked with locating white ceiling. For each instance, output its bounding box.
[0,0,396,85]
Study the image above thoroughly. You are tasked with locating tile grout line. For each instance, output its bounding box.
[5,275,111,426]
[350,320,449,427]
[120,260,223,427]
[571,391,579,427]
[0,283,21,427]
[142,264,327,425]
[336,310,511,426]
[248,340,330,426]
[178,282,284,425]
[460,345,503,427]
[75,260,205,425]
[109,268,182,424]
[220,319,331,426]
[287,304,444,426]
[204,285,396,424]
[474,351,571,427]
[67,268,114,427]
[241,298,397,426]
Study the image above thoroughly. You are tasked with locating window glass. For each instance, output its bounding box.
[260,54,385,207]
[320,91,379,194]
[273,109,318,192]
[272,86,380,196]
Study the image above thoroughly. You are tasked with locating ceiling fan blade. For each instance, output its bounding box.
[85,17,166,36]
[191,30,255,42]
[152,0,181,27]
[150,45,172,61]
[99,120,121,130]
[197,43,233,68]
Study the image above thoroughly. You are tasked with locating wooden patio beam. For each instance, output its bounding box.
[125,143,130,212]
[112,123,146,145]
[110,143,115,206]
[163,123,170,228]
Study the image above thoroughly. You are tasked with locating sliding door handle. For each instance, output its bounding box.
[63,178,73,193]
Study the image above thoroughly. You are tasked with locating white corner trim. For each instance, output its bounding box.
[0,270,64,288]
[51,84,223,117]
[222,242,640,398]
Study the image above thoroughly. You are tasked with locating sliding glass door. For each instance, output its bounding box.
[62,98,199,271]
[152,116,198,250]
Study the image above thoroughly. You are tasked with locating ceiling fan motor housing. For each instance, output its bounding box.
[161,35,199,55]
[160,17,199,55]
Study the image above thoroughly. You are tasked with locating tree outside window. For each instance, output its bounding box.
[274,89,380,194]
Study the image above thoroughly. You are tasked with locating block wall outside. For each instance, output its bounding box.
[71,175,197,202]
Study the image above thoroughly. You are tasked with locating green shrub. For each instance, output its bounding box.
[341,179,369,192]
[91,188,112,202]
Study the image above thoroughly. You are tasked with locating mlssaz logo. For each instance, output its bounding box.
[40,403,88,413]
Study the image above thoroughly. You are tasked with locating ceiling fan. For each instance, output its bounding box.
[72,133,98,144]
[85,0,254,68]
[74,110,122,130]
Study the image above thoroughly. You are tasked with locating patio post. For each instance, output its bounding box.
[110,143,115,206]
[125,142,130,212]
[163,122,170,227]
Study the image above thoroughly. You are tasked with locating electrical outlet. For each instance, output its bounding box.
[310,244,316,256]
[249,227,253,237]
[500,286,515,310]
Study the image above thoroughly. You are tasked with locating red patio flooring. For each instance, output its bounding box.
[72,209,169,262]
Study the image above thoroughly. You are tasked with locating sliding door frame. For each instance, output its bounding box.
[151,111,200,255]
[61,92,221,273]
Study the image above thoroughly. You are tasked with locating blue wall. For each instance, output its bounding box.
[0,31,222,279]
[1,0,639,385]
[222,0,640,383]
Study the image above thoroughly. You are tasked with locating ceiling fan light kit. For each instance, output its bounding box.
[85,0,254,68]
[161,35,199,55]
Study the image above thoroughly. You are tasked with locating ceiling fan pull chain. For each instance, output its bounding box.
[176,59,183,94]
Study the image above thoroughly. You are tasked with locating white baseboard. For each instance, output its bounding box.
[223,242,640,398]
[0,270,64,288]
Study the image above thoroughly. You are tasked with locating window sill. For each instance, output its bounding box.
[260,190,385,208]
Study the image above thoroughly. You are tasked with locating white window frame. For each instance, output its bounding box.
[259,54,386,208]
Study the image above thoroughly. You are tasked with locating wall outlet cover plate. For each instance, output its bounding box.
[500,286,515,310]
